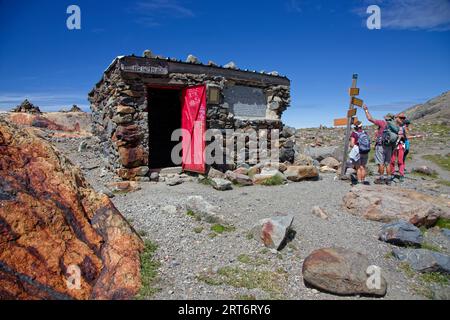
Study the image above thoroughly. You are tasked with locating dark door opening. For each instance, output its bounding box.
[148,87,182,169]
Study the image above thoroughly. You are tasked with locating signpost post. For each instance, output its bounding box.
[340,74,360,178]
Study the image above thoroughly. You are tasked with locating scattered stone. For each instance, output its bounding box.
[211,178,232,191]
[304,146,341,162]
[293,154,314,166]
[251,215,294,250]
[284,165,319,182]
[166,176,183,186]
[78,140,88,152]
[379,221,424,247]
[207,168,226,179]
[343,185,450,227]
[302,247,387,297]
[185,196,224,224]
[143,49,154,58]
[69,105,82,112]
[442,229,450,241]
[207,60,218,67]
[281,126,296,138]
[392,248,450,274]
[161,205,178,215]
[312,206,329,220]
[412,166,437,177]
[320,157,340,170]
[226,171,253,186]
[150,172,160,182]
[320,166,337,173]
[107,181,141,193]
[252,168,286,185]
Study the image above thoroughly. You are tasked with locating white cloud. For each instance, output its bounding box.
[134,0,195,27]
[358,0,450,31]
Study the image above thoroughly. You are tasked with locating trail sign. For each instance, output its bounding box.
[349,88,360,96]
[351,97,364,107]
[334,117,359,127]
[347,108,357,117]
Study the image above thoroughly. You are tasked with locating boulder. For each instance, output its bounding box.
[412,166,437,177]
[207,168,226,179]
[320,166,337,174]
[304,146,341,162]
[0,121,143,300]
[293,153,314,166]
[107,181,141,193]
[279,147,295,163]
[252,168,286,185]
[343,185,450,227]
[118,146,147,168]
[211,178,232,191]
[11,99,41,114]
[225,171,253,186]
[186,54,200,64]
[251,215,294,250]
[224,61,237,69]
[284,165,319,182]
[320,157,340,170]
[302,247,387,297]
[166,176,183,186]
[379,221,423,247]
[392,248,450,274]
[160,167,183,176]
[150,172,160,182]
[281,126,296,138]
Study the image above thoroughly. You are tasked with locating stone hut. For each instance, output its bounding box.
[89,53,291,180]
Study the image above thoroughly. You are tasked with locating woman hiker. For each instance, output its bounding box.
[349,121,370,185]
[390,113,407,182]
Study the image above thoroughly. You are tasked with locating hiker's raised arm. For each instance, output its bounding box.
[362,104,375,123]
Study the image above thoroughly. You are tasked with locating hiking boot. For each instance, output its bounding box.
[374,178,384,185]
[363,181,371,186]
[399,176,405,183]
[385,178,392,186]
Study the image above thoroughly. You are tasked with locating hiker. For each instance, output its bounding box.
[390,113,407,182]
[349,121,370,185]
[362,104,398,185]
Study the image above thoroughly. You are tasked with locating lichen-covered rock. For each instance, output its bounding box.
[343,185,450,227]
[0,121,143,300]
[302,247,387,297]
[251,215,294,250]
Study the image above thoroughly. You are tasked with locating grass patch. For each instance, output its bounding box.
[186,210,202,222]
[410,171,439,180]
[246,232,254,240]
[399,262,416,279]
[199,177,214,186]
[436,218,450,229]
[138,230,148,238]
[210,224,236,234]
[420,272,450,285]
[260,175,285,186]
[136,240,161,299]
[421,242,443,253]
[437,179,450,187]
[423,154,450,172]
[193,227,204,234]
[197,267,288,298]
[237,254,268,266]
[208,232,218,239]
[384,252,394,260]
[235,294,257,300]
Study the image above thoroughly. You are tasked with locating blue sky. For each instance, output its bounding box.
[0,0,449,128]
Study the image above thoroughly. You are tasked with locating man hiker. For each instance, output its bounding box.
[362,104,398,185]
[390,112,407,182]
[349,121,370,185]
[403,119,411,165]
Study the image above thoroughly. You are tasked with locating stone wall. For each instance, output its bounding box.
[89,58,291,180]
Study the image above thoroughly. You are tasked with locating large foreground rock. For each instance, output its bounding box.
[251,215,294,250]
[343,185,450,227]
[302,247,387,297]
[0,121,143,300]
[392,248,450,274]
[379,221,423,247]
[284,165,319,182]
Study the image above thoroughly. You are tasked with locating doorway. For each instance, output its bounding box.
[147,87,182,169]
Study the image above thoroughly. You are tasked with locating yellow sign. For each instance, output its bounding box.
[349,88,360,96]
[334,117,359,127]
[351,97,364,107]
[347,109,357,117]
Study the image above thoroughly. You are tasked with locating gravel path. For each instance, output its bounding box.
[51,135,449,300]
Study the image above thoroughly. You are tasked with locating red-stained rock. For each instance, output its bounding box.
[118,146,148,168]
[113,125,143,147]
[0,121,143,300]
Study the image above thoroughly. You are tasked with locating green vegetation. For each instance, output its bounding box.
[420,272,449,285]
[138,230,148,238]
[436,218,450,229]
[186,210,202,222]
[136,240,161,299]
[193,227,204,234]
[237,254,268,266]
[421,242,443,253]
[437,179,450,187]
[235,294,257,300]
[399,262,415,279]
[210,224,236,234]
[260,175,285,186]
[208,232,218,239]
[410,171,439,180]
[197,266,288,298]
[246,232,254,240]
[199,177,214,186]
[423,154,450,172]
[384,251,394,260]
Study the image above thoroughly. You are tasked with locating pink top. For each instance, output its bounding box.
[372,119,387,140]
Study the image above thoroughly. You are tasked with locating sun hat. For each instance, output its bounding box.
[384,113,395,120]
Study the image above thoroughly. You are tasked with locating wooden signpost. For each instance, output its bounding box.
[339,74,362,178]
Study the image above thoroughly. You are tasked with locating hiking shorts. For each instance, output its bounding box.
[375,144,393,166]
[351,152,369,167]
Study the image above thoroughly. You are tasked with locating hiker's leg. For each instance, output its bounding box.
[390,148,397,175]
[398,146,405,176]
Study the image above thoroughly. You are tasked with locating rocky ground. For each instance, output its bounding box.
[47,124,450,301]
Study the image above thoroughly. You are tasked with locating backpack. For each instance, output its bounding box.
[357,131,371,154]
[382,121,399,146]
